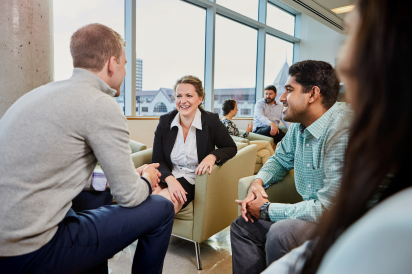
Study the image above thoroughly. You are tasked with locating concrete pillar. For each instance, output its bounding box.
[0,0,53,118]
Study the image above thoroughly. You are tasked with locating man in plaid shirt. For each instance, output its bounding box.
[230,60,353,274]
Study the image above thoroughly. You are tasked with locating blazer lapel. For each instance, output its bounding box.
[196,111,208,162]
[164,112,179,168]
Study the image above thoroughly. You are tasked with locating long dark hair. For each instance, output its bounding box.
[301,0,412,272]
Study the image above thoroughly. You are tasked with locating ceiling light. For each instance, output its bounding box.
[332,5,355,14]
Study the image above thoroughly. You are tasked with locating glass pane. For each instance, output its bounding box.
[267,3,295,36]
[214,15,258,118]
[216,0,259,21]
[135,0,205,116]
[264,34,294,101]
[53,0,125,112]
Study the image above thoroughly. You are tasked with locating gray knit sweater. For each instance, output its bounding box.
[0,68,150,256]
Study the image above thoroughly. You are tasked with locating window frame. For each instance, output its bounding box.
[124,0,300,117]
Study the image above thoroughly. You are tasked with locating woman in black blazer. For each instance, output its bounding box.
[152,75,237,213]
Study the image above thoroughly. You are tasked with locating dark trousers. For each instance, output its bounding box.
[230,216,318,274]
[0,195,174,274]
[71,189,114,274]
[254,126,286,144]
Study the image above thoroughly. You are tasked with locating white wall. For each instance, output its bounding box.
[298,13,346,66]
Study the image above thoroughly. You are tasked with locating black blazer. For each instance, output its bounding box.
[152,108,237,181]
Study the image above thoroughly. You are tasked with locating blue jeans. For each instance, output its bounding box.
[0,195,174,274]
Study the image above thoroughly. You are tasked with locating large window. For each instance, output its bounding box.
[265,34,294,101]
[53,0,125,111]
[214,15,258,118]
[267,3,295,36]
[135,0,206,116]
[53,0,299,118]
[216,0,259,20]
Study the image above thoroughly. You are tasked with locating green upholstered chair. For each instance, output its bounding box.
[131,144,258,270]
[238,170,303,216]
[237,130,274,146]
[238,124,288,147]
[128,139,147,153]
[231,136,275,174]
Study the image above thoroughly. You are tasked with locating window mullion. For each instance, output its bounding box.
[204,5,216,112]
[124,0,136,116]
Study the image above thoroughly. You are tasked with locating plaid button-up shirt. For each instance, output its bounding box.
[255,102,353,223]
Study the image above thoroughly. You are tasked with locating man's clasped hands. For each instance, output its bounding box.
[235,178,270,223]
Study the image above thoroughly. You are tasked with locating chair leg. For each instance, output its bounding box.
[195,242,202,270]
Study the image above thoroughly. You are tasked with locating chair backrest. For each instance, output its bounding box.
[265,170,302,204]
[192,144,258,243]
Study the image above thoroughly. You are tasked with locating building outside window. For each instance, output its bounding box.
[154,102,168,113]
[54,0,297,118]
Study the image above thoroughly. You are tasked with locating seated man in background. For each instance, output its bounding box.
[230,60,353,274]
[0,23,174,274]
[253,85,290,145]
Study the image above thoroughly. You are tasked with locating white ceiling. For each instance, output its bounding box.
[314,0,353,19]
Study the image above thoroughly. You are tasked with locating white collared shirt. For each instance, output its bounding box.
[170,108,202,185]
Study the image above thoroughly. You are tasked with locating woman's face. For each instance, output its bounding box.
[175,83,203,119]
[337,8,361,106]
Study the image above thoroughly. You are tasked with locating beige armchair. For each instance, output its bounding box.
[238,170,302,215]
[93,139,147,175]
[238,130,274,146]
[131,144,258,270]
[231,136,274,174]
[128,139,147,153]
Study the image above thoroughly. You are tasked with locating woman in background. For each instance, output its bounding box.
[152,76,237,214]
[221,99,253,139]
[263,0,412,273]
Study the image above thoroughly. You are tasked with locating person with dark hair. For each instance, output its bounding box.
[221,99,253,138]
[0,23,175,274]
[253,85,289,145]
[151,75,237,214]
[230,60,352,274]
[262,1,412,273]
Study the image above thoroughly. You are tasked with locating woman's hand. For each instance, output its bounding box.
[246,122,253,133]
[196,154,217,175]
[164,175,187,204]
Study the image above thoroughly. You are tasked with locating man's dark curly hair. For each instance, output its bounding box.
[288,60,340,109]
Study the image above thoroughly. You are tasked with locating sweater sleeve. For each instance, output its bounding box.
[84,96,150,207]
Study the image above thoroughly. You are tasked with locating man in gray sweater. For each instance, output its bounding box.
[0,24,174,274]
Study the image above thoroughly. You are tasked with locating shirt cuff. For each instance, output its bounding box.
[255,171,273,187]
[140,176,152,195]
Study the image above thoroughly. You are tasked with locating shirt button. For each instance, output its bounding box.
[307,144,309,147]
[308,185,311,188]
[307,164,310,167]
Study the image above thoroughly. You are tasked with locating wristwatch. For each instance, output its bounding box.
[260,202,271,221]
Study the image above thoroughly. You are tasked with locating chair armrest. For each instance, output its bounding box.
[237,170,302,215]
[238,175,256,200]
[192,144,257,243]
[239,130,274,147]
[250,140,274,155]
[235,142,249,151]
[128,139,147,154]
[131,148,153,168]
[231,135,250,144]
